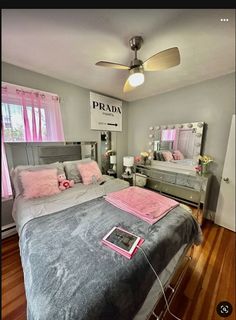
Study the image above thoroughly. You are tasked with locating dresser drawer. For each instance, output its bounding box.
[136,167,176,184]
[176,174,201,191]
[146,179,162,192]
[136,167,150,176]
[134,165,211,209]
[149,170,176,184]
[161,183,201,204]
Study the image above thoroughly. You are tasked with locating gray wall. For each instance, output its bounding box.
[2,62,128,227]
[2,62,128,177]
[127,72,235,212]
[2,61,234,222]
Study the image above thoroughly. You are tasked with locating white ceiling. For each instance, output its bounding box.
[2,9,235,102]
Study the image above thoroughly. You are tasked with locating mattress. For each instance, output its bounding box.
[13,179,202,320]
[13,175,129,234]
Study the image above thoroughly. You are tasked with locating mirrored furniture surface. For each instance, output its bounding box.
[5,141,97,169]
[101,131,112,174]
[134,164,212,222]
[121,173,134,186]
[148,121,206,171]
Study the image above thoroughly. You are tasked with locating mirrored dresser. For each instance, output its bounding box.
[134,164,212,221]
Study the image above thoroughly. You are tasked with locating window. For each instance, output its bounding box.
[1,82,65,198]
[2,103,47,142]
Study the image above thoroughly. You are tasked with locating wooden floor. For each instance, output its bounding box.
[2,218,235,320]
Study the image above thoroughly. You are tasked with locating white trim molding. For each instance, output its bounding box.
[1,223,17,239]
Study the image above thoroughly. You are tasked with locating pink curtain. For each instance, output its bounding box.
[173,128,180,150]
[1,83,65,198]
[161,129,176,141]
[2,84,64,142]
[1,129,12,198]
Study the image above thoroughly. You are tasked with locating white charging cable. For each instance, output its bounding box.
[137,245,182,320]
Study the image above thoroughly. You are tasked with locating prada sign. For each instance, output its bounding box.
[90,92,122,132]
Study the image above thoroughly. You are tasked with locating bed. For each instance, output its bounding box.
[9,143,202,320]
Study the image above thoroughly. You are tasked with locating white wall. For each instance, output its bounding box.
[127,73,235,212]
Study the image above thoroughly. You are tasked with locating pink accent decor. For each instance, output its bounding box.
[77,161,103,185]
[58,173,74,191]
[20,168,61,199]
[1,129,12,198]
[173,150,184,160]
[162,151,174,161]
[161,129,176,141]
[105,186,179,224]
[1,83,65,198]
[1,83,64,142]
[102,227,144,259]
[173,128,180,150]
[102,238,144,259]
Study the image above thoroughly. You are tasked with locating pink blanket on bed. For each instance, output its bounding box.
[104,186,179,224]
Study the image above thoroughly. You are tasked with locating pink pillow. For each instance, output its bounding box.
[162,151,174,161]
[173,150,184,160]
[20,168,61,199]
[77,161,104,185]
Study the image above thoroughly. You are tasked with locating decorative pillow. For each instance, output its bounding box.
[77,161,104,185]
[11,162,64,198]
[63,158,92,183]
[173,150,184,160]
[20,168,61,199]
[162,151,174,161]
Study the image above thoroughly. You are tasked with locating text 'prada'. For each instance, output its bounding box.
[92,101,121,113]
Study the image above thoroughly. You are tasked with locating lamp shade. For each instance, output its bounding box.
[123,156,134,167]
[110,155,116,164]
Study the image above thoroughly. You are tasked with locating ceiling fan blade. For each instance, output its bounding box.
[96,61,130,70]
[123,78,135,93]
[143,47,180,71]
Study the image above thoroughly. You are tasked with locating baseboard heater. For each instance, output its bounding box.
[1,223,17,239]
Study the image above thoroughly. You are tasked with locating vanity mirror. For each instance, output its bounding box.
[148,121,206,172]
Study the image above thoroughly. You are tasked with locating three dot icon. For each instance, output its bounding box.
[220,18,229,22]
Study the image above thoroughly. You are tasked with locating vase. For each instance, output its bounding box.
[201,163,208,175]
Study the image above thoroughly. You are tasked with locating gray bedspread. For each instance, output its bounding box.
[20,197,202,320]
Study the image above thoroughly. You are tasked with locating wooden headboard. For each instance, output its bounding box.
[5,141,97,169]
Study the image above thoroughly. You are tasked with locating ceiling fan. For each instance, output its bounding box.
[95,36,180,93]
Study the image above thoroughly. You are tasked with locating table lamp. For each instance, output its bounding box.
[123,156,134,175]
[110,155,117,171]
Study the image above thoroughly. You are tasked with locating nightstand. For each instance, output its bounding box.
[107,169,117,178]
[121,173,133,185]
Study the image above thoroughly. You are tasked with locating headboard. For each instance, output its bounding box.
[5,141,97,170]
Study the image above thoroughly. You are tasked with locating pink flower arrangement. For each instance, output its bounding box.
[195,165,202,174]
[134,155,142,164]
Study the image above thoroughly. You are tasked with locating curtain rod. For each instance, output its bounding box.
[2,81,60,98]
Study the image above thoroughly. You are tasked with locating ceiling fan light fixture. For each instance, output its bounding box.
[95,36,180,93]
[128,67,144,87]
